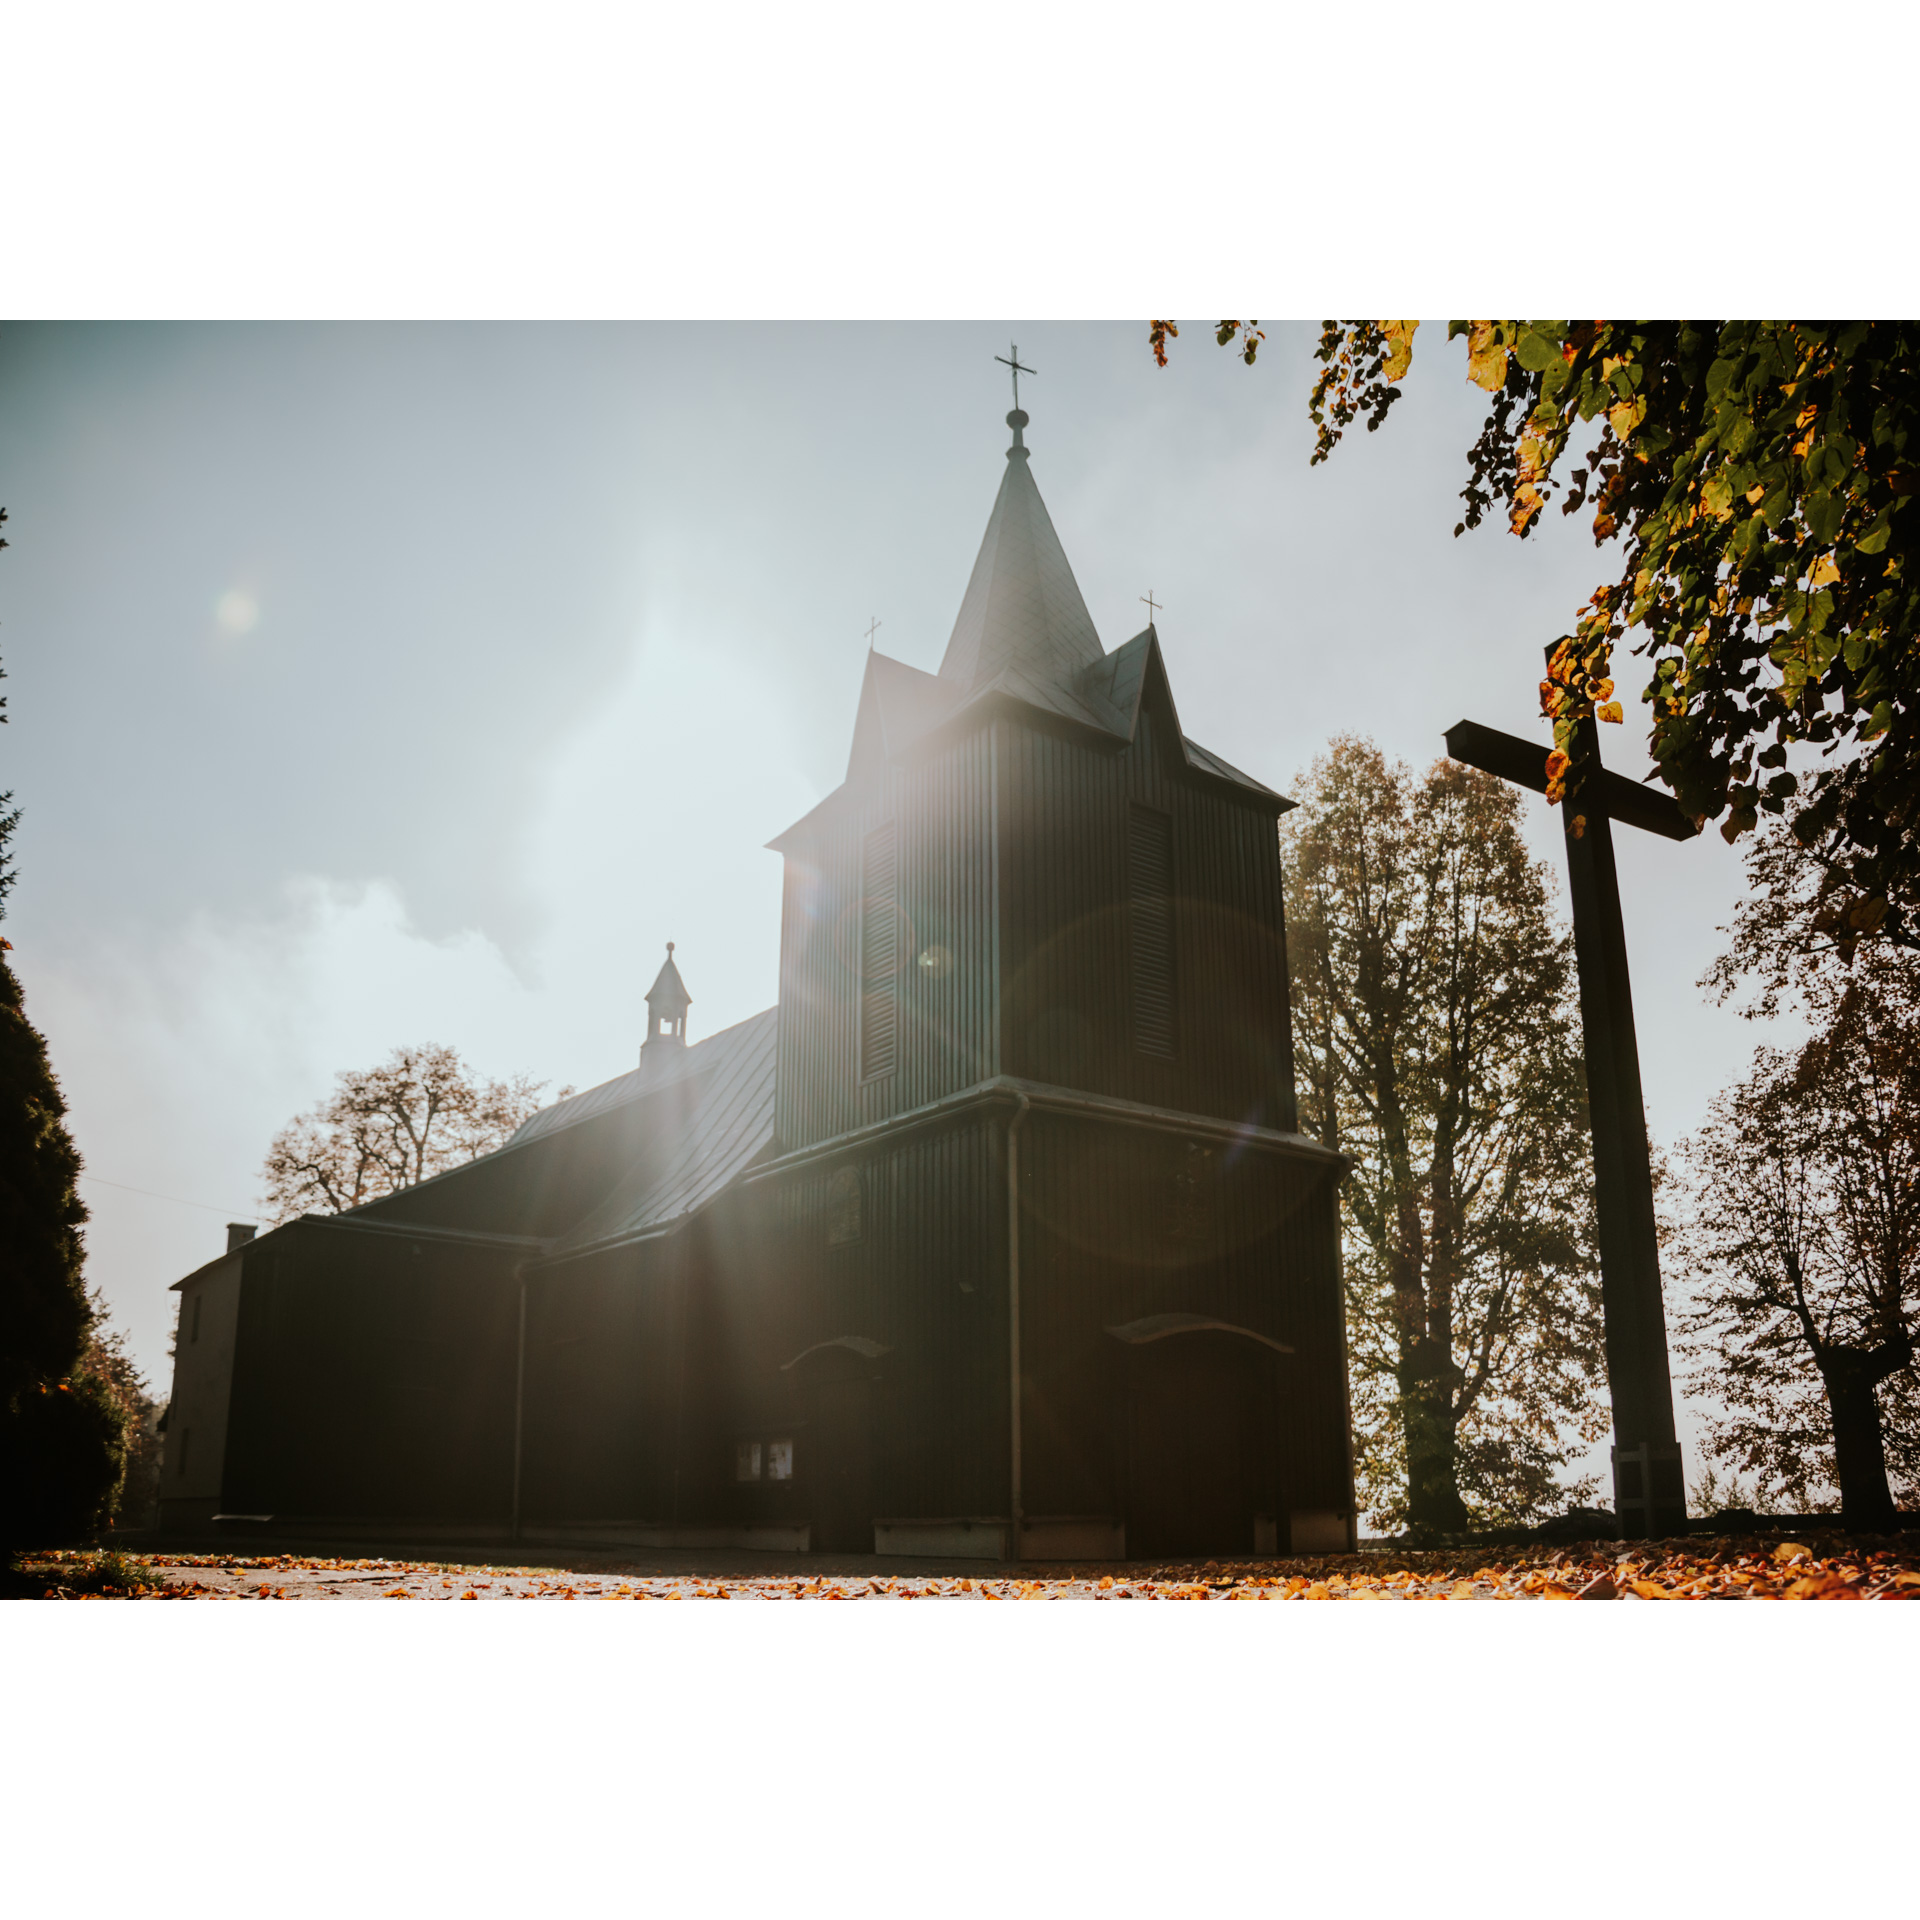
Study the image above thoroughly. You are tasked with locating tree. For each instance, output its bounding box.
[1673,965,1920,1528]
[1285,736,1606,1532]
[1158,321,1920,944]
[76,1290,163,1529]
[1,507,16,922]
[263,1042,565,1222]
[1,504,130,1558]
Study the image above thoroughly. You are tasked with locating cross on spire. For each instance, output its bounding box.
[1141,590,1161,625]
[995,341,1037,410]
[865,616,881,651]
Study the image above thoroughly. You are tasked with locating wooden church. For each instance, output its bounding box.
[161,403,1356,1560]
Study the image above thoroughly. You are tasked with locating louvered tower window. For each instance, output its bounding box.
[1128,804,1176,1056]
[860,821,899,1080]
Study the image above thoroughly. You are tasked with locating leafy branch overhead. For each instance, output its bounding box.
[1155,321,1920,944]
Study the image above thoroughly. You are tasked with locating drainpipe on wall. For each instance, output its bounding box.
[511,1270,527,1543]
[1006,1090,1031,1564]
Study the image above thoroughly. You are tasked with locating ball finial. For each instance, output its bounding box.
[666,940,675,955]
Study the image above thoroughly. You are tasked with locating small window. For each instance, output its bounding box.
[190,1294,202,1343]
[767,1439,794,1482]
[735,1439,763,1483]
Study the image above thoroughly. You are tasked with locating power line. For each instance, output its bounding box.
[79,1173,264,1223]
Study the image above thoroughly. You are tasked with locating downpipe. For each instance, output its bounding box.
[511,1270,527,1543]
[1007,1090,1031,1564]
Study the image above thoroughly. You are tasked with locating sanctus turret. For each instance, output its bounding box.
[641,941,691,1069]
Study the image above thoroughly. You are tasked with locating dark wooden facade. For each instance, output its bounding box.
[164,407,1353,1559]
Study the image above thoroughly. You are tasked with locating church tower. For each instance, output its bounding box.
[768,403,1300,1150]
[751,396,1351,1561]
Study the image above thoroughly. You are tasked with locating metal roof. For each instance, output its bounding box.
[506,1007,770,1150]
[544,1005,777,1259]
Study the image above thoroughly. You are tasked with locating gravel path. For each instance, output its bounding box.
[23,1537,1920,1599]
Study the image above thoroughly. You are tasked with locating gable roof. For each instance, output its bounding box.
[844,648,965,781]
[506,1007,771,1151]
[542,1005,777,1261]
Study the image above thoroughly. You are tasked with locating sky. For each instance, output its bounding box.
[0,320,1777,1472]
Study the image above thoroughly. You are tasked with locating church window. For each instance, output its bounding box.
[825,1164,863,1245]
[735,1439,763,1483]
[1128,804,1176,1056]
[860,822,899,1080]
[767,1439,794,1481]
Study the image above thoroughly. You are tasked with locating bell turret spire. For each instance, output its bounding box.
[641,941,691,1067]
[936,399,1105,692]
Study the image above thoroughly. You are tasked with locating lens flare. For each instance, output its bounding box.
[215,588,259,635]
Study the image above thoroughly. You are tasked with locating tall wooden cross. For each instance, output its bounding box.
[1446,691,1698,1539]
[995,342,1037,409]
[1141,590,1162,624]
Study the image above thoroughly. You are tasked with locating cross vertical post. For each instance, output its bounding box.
[1141,590,1161,624]
[994,342,1037,409]
[1444,700,1693,1539]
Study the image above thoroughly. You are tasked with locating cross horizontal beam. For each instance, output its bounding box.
[1444,720,1699,842]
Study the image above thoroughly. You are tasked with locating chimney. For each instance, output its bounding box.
[227,1222,259,1256]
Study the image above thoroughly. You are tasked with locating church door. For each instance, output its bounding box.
[1124,1333,1276,1559]
[806,1369,875,1555]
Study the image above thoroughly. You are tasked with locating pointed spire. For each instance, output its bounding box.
[937,408,1105,692]
[642,941,691,1064]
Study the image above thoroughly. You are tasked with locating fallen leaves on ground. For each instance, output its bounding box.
[15,1537,1920,1601]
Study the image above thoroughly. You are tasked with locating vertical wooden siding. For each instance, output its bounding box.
[777,698,1298,1153]
[223,1228,522,1522]
[999,701,1299,1130]
[1016,1113,1348,1525]
[776,727,1001,1152]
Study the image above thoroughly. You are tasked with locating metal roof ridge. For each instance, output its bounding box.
[506,1006,778,1148]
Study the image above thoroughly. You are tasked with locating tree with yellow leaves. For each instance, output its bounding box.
[1158,320,1920,949]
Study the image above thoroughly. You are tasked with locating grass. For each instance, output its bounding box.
[13,1546,174,1598]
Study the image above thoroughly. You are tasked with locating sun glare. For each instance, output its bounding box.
[215,588,259,636]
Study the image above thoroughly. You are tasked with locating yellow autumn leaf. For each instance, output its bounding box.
[1809,556,1840,586]
[1467,321,1508,393]
[1382,319,1419,383]
[1773,1540,1812,1564]
[1509,482,1544,534]
[1609,395,1647,441]
[1598,701,1624,724]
